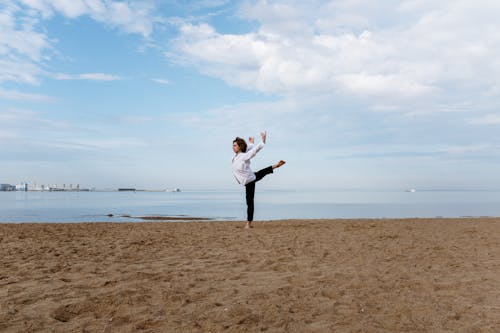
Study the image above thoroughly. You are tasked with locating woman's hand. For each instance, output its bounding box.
[261,131,267,143]
[248,136,254,144]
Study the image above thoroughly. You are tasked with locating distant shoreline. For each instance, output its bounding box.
[0,189,181,192]
[3,216,500,224]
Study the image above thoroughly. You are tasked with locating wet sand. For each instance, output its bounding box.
[1,218,500,332]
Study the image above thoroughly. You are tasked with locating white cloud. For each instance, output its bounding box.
[191,0,231,9]
[336,73,435,98]
[0,108,150,157]
[53,72,123,81]
[321,142,500,161]
[0,108,38,121]
[46,0,88,18]
[0,89,55,102]
[0,4,50,85]
[35,137,149,151]
[0,59,44,84]
[18,0,156,36]
[170,0,500,115]
[468,114,500,125]
[78,73,121,81]
[0,12,49,61]
[164,95,339,147]
[151,78,170,85]
[0,108,70,129]
[0,130,18,140]
[0,0,157,89]
[443,144,495,155]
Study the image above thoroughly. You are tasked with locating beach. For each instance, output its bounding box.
[1,218,500,332]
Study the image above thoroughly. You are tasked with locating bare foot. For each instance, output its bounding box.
[272,160,286,169]
[244,222,253,229]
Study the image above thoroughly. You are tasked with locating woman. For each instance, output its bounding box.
[232,131,285,228]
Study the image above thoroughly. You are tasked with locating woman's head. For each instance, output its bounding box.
[233,137,247,153]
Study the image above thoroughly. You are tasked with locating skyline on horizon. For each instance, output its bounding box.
[2,1,500,190]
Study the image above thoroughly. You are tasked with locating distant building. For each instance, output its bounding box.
[16,183,28,191]
[0,184,16,191]
[6,181,91,191]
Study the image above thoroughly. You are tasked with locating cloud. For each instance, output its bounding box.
[171,21,440,98]
[34,137,149,151]
[100,1,156,36]
[468,114,500,125]
[53,72,123,81]
[0,108,71,130]
[151,78,171,85]
[167,96,311,128]
[0,89,56,102]
[0,130,18,140]
[0,0,157,89]
[0,108,150,163]
[169,0,500,115]
[0,12,49,62]
[0,4,50,85]
[17,0,156,36]
[327,143,498,160]
[191,0,231,9]
[0,59,44,84]
[336,73,435,98]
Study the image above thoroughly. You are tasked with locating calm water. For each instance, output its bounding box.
[1,189,500,223]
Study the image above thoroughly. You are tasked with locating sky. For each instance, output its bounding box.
[1,0,500,190]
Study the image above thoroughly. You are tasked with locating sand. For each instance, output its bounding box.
[1,218,500,332]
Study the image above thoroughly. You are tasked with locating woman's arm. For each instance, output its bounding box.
[241,131,267,161]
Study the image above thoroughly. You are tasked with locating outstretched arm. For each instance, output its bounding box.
[247,137,255,151]
[241,131,267,161]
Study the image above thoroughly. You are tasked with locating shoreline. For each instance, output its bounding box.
[2,215,500,224]
[2,218,500,332]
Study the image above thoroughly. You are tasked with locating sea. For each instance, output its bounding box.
[1,189,500,223]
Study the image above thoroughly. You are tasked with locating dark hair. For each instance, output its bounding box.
[233,137,247,153]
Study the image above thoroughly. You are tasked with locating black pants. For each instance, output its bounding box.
[245,166,273,222]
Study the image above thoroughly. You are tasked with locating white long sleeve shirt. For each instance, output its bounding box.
[232,141,265,185]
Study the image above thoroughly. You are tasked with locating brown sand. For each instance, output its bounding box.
[1,218,500,332]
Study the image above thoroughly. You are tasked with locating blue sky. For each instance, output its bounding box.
[1,0,500,190]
